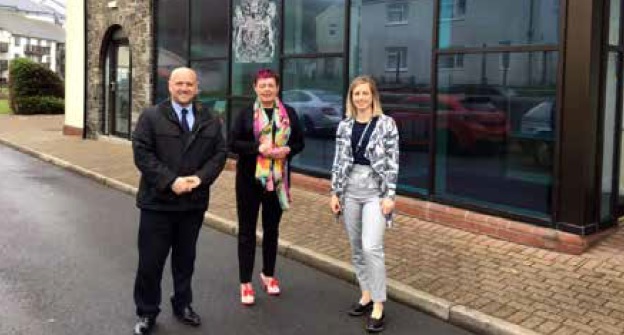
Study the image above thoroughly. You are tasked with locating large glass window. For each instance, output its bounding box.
[191,0,228,58]
[283,0,345,175]
[351,0,434,195]
[435,52,558,217]
[190,0,229,131]
[191,60,228,127]
[284,0,344,54]
[155,0,189,103]
[606,0,624,221]
[231,0,281,96]
[282,58,343,174]
[610,0,621,46]
[601,53,619,220]
[438,0,559,49]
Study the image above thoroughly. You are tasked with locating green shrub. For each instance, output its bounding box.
[8,58,64,114]
[13,96,64,115]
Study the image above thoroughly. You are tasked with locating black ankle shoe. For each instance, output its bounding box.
[173,305,201,327]
[347,300,373,316]
[133,316,156,335]
[366,312,385,333]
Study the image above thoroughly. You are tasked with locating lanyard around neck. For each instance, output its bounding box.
[355,120,373,155]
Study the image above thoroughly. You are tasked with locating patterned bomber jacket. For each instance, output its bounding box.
[330,114,400,200]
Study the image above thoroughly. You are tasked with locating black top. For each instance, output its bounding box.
[132,100,227,211]
[264,108,276,140]
[229,104,305,184]
[351,117,378,165]
[264,108,274,122]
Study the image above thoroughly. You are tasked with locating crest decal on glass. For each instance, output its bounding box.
[233,0,277,63]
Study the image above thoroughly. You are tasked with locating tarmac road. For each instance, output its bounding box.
[0,145,474,335]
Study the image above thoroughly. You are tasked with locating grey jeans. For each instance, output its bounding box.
[343,164,387,302]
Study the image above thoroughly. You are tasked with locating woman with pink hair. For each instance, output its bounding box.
[229,68,305,306]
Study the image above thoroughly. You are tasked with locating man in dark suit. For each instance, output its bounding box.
[131,67,227,335]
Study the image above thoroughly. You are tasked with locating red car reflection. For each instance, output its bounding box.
[383,93,509,152]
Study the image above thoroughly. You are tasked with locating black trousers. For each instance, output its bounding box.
[236,180,283,283]
[134,209,204,318]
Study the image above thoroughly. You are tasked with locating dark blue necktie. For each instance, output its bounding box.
[180,108,190,133]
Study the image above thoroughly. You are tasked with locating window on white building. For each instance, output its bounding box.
[440,0,467,20]
[14,37,20,46]
[385,47,408,71]
[387,3,408,24]
[329,23,337,36]
[439,54,464,69]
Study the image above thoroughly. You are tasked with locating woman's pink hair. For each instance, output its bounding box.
[254,68,280,86]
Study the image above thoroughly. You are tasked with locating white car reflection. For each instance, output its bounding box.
[282,89,343,136]
[519,100,555,167]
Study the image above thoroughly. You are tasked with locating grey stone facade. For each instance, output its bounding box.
[86,0,153,138]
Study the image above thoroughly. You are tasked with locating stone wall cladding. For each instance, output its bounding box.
[86,0,153,138]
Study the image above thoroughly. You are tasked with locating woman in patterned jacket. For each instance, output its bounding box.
[330,75,399,333]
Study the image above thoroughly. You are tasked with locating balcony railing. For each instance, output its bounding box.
[24,45,50,55]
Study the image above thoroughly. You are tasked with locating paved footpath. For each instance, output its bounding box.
[2,115,624,335]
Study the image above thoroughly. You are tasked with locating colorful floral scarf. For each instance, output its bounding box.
[253,98,292,210]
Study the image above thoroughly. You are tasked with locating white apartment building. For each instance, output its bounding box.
[0,9,65,84]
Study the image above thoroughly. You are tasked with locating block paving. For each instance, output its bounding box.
[2,115,624,334]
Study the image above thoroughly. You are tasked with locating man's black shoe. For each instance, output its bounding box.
[173,305,201,327]
[366,312,385,333]
[347,300,373,316]
[133,316,156,335]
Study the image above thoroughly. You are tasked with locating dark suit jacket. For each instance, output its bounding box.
[132,100,227,211]
[229,104,305,185]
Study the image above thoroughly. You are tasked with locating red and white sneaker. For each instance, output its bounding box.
[260,273,281,296]
[240,283,255,306]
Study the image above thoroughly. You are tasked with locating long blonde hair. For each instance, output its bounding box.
[345,75,383,118]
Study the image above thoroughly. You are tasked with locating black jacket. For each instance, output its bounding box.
[229,104,305,185]
[132,100,227,211]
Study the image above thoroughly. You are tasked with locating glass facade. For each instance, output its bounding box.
[601,52,618,221]
[435,52,557,217]
[282,0,346,174]
[283,57,344,174]
[602,0,623,223]
[154,0,568,224]
[284,0,344,54]
[155,0,188,103]
[438,0,559,48]
[351,0,434,194]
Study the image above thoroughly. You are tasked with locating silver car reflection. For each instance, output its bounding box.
[519,100,555,167]
[282,89,343,136]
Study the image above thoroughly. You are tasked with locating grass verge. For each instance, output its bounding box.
[0,99,11,114]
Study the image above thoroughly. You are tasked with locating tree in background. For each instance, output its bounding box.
[8,58,64,115]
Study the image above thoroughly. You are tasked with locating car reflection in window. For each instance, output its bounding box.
[382,92,509,154]
[517,99,555,167]
[282,89,343,137]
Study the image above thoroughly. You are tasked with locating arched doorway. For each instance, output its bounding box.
[102,28,132,138]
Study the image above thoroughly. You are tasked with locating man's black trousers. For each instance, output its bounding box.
[134,209,204,318]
